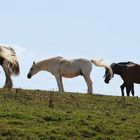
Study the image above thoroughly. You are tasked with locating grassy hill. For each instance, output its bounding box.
[0,89,139,140]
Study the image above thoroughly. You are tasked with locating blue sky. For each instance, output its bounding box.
[0,0,140,96]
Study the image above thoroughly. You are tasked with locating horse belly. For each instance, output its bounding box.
[59,60,83,78]
[133,76,140,83]
[125,68,140,84]
[60,66,81,78]
[62,71,80,78]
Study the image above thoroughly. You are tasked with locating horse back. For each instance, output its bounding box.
[59,58,92,77]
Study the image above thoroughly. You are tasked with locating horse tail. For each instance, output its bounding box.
[91,59,113,78]
[0,46,20,75]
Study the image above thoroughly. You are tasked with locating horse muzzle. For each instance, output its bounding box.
[27,73,32,79]
[104,79,109,84]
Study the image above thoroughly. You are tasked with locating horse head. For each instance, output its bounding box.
[104,63,115,84]
[27,61,38,79]
[104,68,113,84]
[104,62,129,83]
[91,59,113,84]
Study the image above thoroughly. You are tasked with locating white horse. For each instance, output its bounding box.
[27,56,112,94]
[0,45,20,88]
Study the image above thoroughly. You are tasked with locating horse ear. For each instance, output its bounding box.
[33,61,35,65]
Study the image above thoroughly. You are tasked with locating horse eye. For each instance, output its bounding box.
[31,68,33,71]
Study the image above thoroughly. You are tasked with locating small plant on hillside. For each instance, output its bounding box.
[48,92,54,108]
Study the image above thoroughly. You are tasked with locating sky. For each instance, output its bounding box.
[0,0,140,96]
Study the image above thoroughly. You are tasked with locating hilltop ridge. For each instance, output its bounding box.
[0,88,139,140]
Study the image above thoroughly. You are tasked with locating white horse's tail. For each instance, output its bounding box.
[0,45,20,75]
[91,59,113,78]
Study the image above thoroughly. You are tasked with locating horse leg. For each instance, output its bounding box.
[54,74,64,92]
[83,75,93,94]
[131,84,135,96]
[120,83,125,96]
[126,85,131,96]
[2,60,13,88]
[60,76,64,91]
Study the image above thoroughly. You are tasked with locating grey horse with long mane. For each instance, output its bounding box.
[27,56,112,94]
[0,45,20,88]
[93,59,139,96]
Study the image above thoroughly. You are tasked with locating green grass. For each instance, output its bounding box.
[0,88,139,140]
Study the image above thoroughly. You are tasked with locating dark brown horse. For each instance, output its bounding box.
[92,59,139,96]
[104,61,139,96]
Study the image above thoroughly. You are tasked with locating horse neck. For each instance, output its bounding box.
[35,59,50,71]
[111,65,123,76]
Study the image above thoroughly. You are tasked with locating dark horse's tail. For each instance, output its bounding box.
[0,45,20,75]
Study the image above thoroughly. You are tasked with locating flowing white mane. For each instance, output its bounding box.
[0,45,18,65]
[0,44,20,88]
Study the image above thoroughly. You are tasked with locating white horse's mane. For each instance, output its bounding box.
[0,45,17,65]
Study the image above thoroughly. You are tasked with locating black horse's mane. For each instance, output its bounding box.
[110,61,136,70]
[117,61,135,65]
[111,61,135,67]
